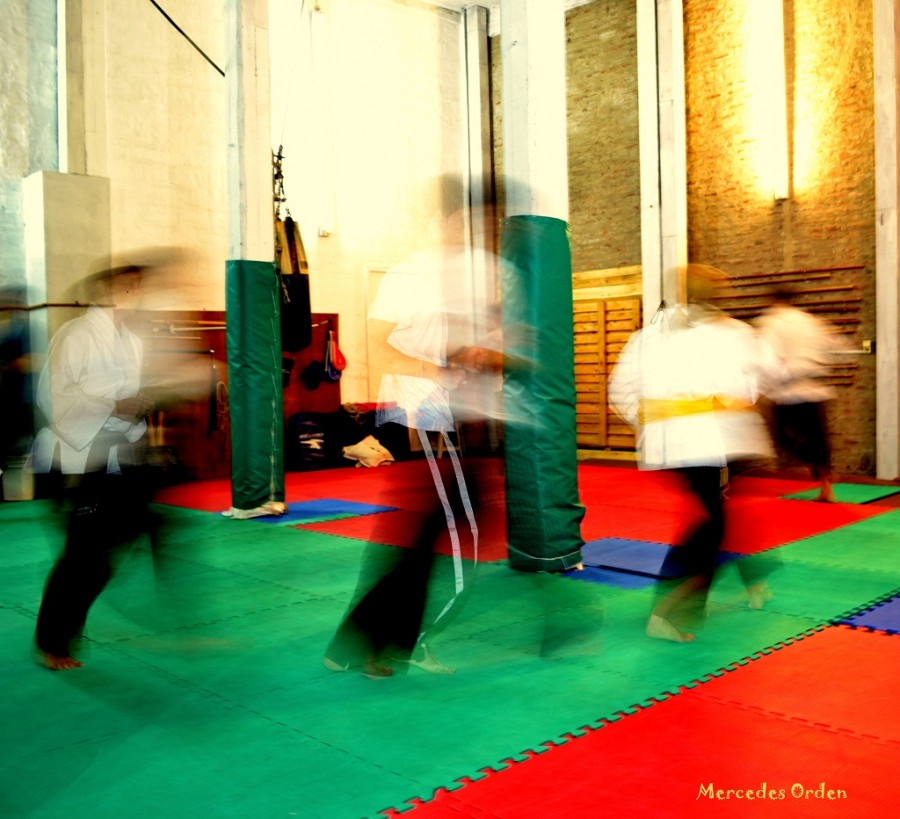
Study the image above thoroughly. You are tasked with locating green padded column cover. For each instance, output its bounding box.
[501,215,585,572]
[226,259,285,510]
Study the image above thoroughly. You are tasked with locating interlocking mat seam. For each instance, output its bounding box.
[7,466,900,818]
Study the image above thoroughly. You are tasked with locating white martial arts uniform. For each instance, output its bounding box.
[33,305,154,661]
[32,306,146,475]
[369,250,456,434]
[608,303,778,470]
[754,302,845,404]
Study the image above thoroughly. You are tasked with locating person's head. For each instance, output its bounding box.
[433,174,467,244]
[437,174,466,221]
[421,173,498,246]
[81,265,145,308]
[685,263,728,303]
[768,285,796,305]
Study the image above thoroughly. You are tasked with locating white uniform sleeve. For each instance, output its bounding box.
[608,331,642,428]
[40,330,115,453]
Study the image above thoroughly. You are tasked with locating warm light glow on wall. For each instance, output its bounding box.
[318,2,460,254]
[311,7,335,237]
[747,0,790,200]
[791,4,865,197]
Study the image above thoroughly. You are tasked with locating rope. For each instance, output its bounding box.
[148,0,224,77]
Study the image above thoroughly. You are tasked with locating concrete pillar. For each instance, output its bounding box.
[499,0,569,220]
[874,0,900,479]
[226,0,274,264]
[638,0,687,324]
[464,5,497,334]
[23,171,110,350]
[57,0,107,176]
[224,0,284,515]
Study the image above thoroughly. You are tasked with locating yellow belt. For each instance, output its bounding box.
[638,396,755,425]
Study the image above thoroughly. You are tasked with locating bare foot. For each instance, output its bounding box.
[646,614,695,643]
[324,654,393,678]
[747,582,773,610]
[41,652,83,670]
[391,643,455,675]
[408,647,454,675]
[362,660,393,679]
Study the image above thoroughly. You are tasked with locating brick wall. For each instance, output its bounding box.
[491,0,641,273]
[565,1,641,272]
[685,0,876,474]
[491,0,876,474]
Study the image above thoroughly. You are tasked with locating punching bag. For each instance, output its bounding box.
[226,259,285,513]
[501,215,584,572]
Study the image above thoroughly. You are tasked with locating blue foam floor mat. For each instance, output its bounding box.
[249,499,397,523]
[564,565,659,589]
[841,594,900,633]
[581,537,741,579]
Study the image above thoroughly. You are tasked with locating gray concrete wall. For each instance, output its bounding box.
[0,3,58,293]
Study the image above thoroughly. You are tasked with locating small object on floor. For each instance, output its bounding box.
[645,614,694,643]
[342,435,395,468]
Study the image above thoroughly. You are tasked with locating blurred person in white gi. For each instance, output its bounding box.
[754,287,847,503]
[1,286,36,498]
[609,264,781,643]
[32,265,155,669]
[324,175,501,678]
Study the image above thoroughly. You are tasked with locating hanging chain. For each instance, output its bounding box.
[273,145,287,221]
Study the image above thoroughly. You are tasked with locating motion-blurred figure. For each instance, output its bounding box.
[754,287,847,502]
[32,264,157,669]
[0,286,36,500]
[609,264,781,643]
[324,176,502,678]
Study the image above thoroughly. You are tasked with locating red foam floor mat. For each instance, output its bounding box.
[577,467,811,508]
[153,462,446,513]
[295,507,509,563]
[154,459,507,511]
[578,465,695,513]
[393,627,900,818]
[580,469,885,553]
[721,496,886,554]
[154,477,234,512]
[692,625,900,738]
[581,503,691,545]
[155,465,888,561]
[729,474,819,498]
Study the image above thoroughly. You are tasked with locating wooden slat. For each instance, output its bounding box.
[573,293,638,451]
[724,265,865,282]
[715,266,864,400]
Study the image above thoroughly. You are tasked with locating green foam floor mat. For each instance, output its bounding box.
[782,482,900,503]
[3,494,900,817]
